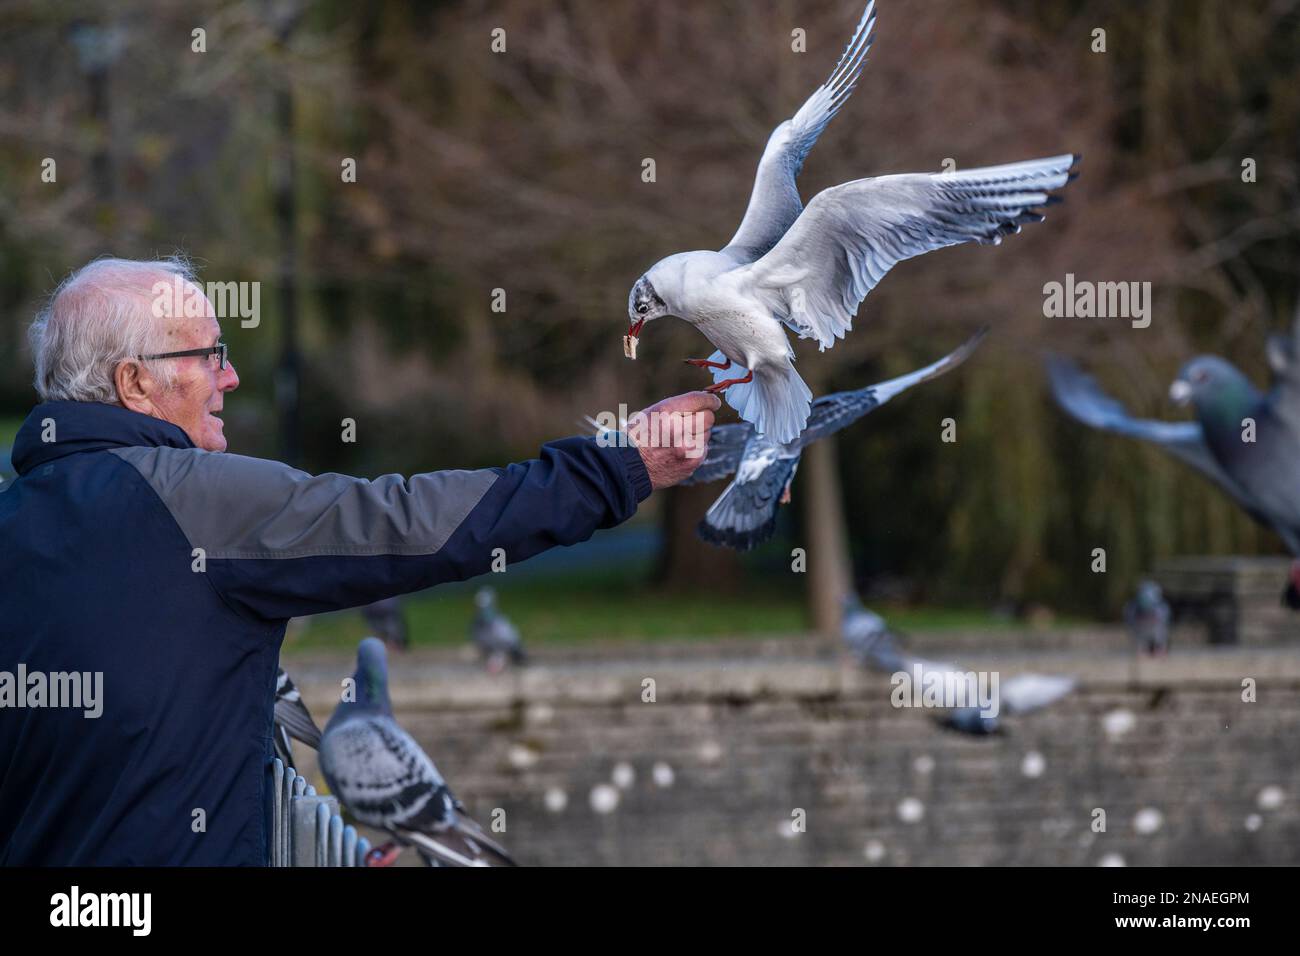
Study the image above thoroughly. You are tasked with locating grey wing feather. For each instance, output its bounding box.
[697,446,799,551]
[1000,674,1076,715]
[680,422,755,485]
[800,327,988,446]
[320,715,449,831]
[274,667,323,751]
[746,155,1077,350]
[722,2,877,262]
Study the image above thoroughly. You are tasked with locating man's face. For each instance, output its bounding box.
[148,292,240,452]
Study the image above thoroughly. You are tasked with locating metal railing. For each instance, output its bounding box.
[270,757,373,867]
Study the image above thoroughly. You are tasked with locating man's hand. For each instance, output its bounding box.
[626,391,721,491]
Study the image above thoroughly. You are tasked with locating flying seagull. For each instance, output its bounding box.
[274,666,322,769]
[843,594,1076,735]
[1047,343,1300,607]
[362,596,410,651]
[680,327,986,550]
[319,638,516,867]
[471,587,527,672]
[625,1,1078,444]
[1124,579,1171,656]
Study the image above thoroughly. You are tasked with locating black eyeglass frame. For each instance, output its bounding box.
[137,342,228,370]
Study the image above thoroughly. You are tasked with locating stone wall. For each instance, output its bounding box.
[286,635,1300,866]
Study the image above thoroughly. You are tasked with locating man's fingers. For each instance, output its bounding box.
[662,390,721,414]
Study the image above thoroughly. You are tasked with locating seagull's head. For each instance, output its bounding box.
[627,274,669,338]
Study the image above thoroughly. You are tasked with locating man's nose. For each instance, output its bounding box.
[221,361,240,391]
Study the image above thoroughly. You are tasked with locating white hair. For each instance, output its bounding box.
[28,255,198,404]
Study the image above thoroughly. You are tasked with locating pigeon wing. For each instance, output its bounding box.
[320,715,450,831]
[722,2,877,263]
[999,674,1076,715]
[680,421,755,485]
[697,440,799,550]
[800,327,988,447]
[744,156,1077,350]
[274,667,323,750]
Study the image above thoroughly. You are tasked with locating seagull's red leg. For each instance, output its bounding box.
[705,369,754,394]
[684,357,731,370]
[365,842,403,867]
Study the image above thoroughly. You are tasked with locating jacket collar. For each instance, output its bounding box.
[11,400,195,475]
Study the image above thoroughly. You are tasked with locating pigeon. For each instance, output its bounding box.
[273,665,322,769]
[471,587,527,673]
[361,596,410,651]
[319,637,516,867]
[843,595,1075,735]
[1047,347,1300,607]
[1124,579,1171,656]
[681,327,986,550]
[625,1,1078,444]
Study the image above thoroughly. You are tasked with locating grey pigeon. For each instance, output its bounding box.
[471,587,527,673]
[1124,579,1170,656]
[319,637,516,867]
[1048,347,1300,607]
[361,596,410,651]
[682,328,986,549]
[843,595,1075,735]
[274,666,322,769]
[625,1,1077,443]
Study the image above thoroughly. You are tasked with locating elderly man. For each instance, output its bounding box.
[0,256,716,866]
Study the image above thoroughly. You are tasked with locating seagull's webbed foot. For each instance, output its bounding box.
[365,842,403,867]
[684,356,731,371]
[705,370,754,394]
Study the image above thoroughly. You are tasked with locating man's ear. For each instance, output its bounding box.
[114,359,156,413]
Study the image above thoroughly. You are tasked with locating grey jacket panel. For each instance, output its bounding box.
[110,445,498,559]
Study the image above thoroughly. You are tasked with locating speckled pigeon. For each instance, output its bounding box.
[471,587,527,673]
[273,666,322,769]
[1124,579,1170,656]
[319,637,516,867]
[680,328,986,550]
[1048,347,1300,607]
[624,1,1077,444]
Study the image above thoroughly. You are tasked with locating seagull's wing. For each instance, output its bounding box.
[680,421,755,485]
[799,327,988,447]
[721,2,877,263]
[274,667,322,751]
[697,439,800,551]
[999,674,1076,715]
[1046,354,1268,518]
[743,155,1078,350]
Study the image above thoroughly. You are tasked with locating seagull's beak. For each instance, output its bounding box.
[1169,379,1193,406]
[628,317,645,338]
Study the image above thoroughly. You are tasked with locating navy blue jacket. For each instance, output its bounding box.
[0,400,650,865]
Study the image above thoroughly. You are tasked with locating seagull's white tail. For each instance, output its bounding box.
[707,352,811,444]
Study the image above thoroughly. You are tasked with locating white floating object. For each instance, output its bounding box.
[527,703,554,725]
[507,743,539,769]
[897,797,925,824]
[1133,807,1163,835]
[913,754,935,775]
[1244,813,1262,832]
[652,761,675,788]
[863,839,886,863]
[1258,785,1285,811]
[1021,751,1046,779]
[1102,708,1136,740]
[544,787,568,813]
[612,761,636,790]
[698,740,723,764]
[590,783,620,814]
[1097,852,1126,867]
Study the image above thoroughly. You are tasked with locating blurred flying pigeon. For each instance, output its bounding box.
[319,638,516,867]
[273,666,322,769]
[362,596,410,651]
[471,587,527,673]
[680,328,986,550]
[1048,347,1300,607]
[1124,579,1170,656]
[625,1,1077,444]
[843,596,1076,735]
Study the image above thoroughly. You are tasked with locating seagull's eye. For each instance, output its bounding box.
[636,303,649,314]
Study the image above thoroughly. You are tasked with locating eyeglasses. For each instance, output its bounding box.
[138,342,229,370]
